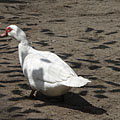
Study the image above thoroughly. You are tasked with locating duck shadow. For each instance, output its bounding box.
[8,92,106,115]
[34,92,106,115]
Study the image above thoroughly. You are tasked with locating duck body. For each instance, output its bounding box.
[19,43,75,96]
[0,25,91,97]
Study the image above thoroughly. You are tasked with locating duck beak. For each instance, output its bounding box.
[0,32,8,38]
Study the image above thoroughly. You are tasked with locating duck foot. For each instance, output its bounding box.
[29,90,36,99]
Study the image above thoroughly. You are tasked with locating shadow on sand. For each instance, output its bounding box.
[8,92,106,115]
[34,92,106,115]
[0,0,27,3]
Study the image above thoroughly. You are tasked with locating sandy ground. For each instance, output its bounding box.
[0,0,120,120]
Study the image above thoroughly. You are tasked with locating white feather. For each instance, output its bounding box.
[61,76,91,87]
[6,25,91,96]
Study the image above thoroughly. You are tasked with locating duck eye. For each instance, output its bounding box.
[6,27,13,33]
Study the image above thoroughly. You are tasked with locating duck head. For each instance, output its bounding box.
[0,25,27,43]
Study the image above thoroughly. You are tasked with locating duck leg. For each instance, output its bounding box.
[30,90,36,98]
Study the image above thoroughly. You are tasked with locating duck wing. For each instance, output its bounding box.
[23,51,77,84]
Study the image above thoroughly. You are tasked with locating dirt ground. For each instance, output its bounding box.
[0,0,120,120]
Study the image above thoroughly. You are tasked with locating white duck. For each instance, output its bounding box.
[0,25,91,97]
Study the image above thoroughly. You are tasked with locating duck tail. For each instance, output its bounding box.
[61,76,91,87]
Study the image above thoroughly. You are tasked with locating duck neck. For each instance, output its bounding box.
[21,39,29,45]
[18,39,32,67]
